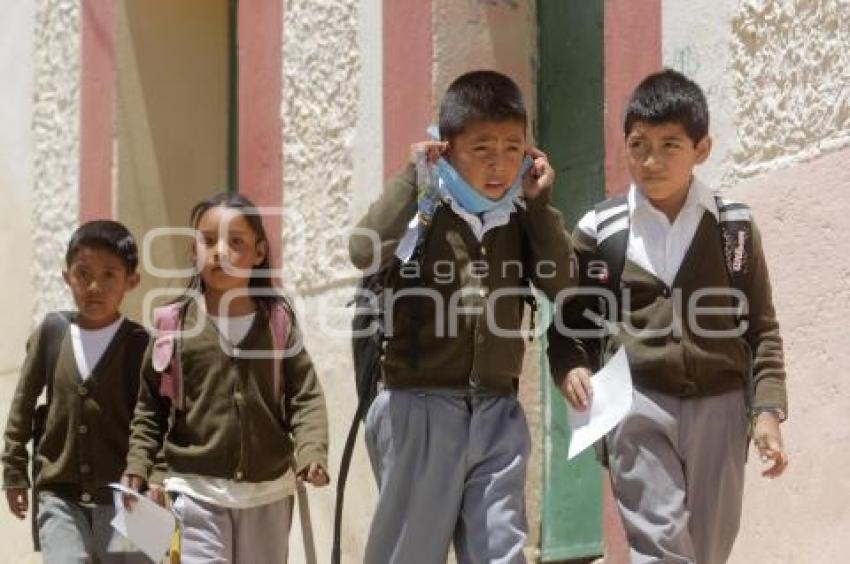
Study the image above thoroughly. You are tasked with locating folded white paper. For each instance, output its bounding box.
[110,483,175,562]
[567,347,634,460]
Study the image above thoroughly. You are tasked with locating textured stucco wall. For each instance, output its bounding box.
[281,1,366,562]
[281,0,361,294]
[729,0,850,178]
[727,148,850,564]
[31,0,82,322]
[664,0,849,187]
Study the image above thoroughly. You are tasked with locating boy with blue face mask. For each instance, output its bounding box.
[349,70,577,564]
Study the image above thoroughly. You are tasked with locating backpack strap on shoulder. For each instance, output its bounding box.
[152,302,185,410]
[41,311,73,406]
[714,195,754,287]
[594,196,630,298]
[268,301,292,402]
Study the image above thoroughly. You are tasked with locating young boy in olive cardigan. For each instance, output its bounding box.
[349,70,576,564]
[2,220,150,562]
[548,70,789,564]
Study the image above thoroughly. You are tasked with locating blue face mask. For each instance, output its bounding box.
[434,155,533,216]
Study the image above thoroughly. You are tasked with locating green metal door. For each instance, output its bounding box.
[536,1,606,560]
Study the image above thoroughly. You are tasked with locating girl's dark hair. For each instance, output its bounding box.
[180,192,286,315]
[438,70,527,140]
[66,220,139,273]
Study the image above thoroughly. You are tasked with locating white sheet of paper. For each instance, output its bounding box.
[110,483,174,562]
[567,347,634,460]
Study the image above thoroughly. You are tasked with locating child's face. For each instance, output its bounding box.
[625,121,711,205]
[445,119,526,200]
[63,247,139,329]
[194,206,267,296]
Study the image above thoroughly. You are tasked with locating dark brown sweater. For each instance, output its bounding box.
[548,211,787,414]
[125,301,328,483]
[349,163,577,395]
[2,315,149,505]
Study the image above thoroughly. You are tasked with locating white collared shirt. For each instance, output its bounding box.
[578,178,719,286]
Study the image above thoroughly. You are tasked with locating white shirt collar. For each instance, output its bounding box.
[627,176,718,224]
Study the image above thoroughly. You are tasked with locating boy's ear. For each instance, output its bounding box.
[126,271,141,290]
[62,269,71,286]
[695,136,712,164]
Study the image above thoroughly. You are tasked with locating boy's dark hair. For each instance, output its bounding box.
[624,69,709,145]
[438,70,527,140]
[65,220,139,273]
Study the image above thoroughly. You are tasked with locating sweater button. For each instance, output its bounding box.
[80,463,91,474]
[235,471,243,480]
[78,386,88,397]
[78,424,88,435]
[480,246,487,257]
[80,492,92,503]
[661,287,671,298]
[478,288,488,298]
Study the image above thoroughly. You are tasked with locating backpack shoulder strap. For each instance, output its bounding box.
[714,195,754,290]
[41,311,72,406]
[594,196,630,295]
[268,301,292,402]
[152,302,185,410]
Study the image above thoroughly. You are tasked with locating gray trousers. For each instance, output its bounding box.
[606,388,748,564]
[364,389,531,564]
[172,493,294,564]
[37,492,148,564]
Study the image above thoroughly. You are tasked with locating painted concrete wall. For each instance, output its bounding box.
[433,0,537,137]
[114,0,231,320]
[663,0,850,561]
[728,147,850,564]
[0,0,36,373]
[0,2,39,561]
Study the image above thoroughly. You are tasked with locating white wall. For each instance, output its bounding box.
[0,0,36,371]
[0,3,71,561]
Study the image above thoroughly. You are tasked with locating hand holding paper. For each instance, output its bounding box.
[110,482,175,562]
[565,347,634,460]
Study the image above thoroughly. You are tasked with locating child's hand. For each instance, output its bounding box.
[146,484,167,508]
[753,411,789,478]
[298,463,330,487]
[523,147,555,200]
[5,487,28,520]
[558,367,593,411]
[409,141,448,165]
[121,474,145,511]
